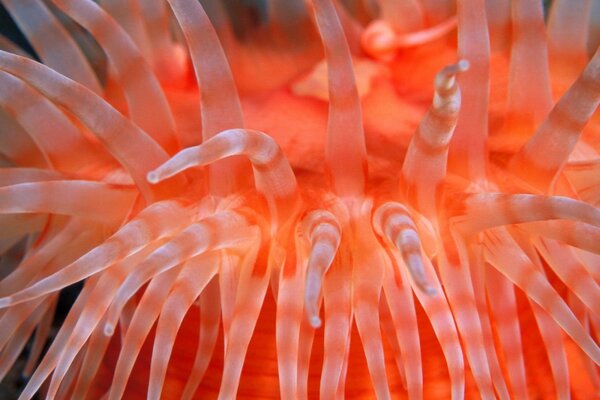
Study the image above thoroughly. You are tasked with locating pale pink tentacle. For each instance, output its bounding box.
[485,267,528,399]
[510,48,600,192]
[147,252,220,400]
[1,0,102,94]
[448,0,490,181]
[483,228,600,365]
[402,61,468,217]
[107,266,183,400]
[166,0,252,196]
[311,0,367,197]
[302,210,341,328]
[181,278,221,400]
[0,51,185,201]
[520,220,600,254]
[51,0,180,153]
[0,200,190,307]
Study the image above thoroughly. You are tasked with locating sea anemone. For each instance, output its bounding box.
[0,0,598,398]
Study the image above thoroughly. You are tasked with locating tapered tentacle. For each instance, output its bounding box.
[0,34,30,57]
[0,51,186,201]
[107,265,183,400]
[448,0,490,181]
[71,314,114,399]
[148,129,300,225]
[564,160,600,206]
[512,232,572,399]
[51,0,180,154]
[23,295,57,376]
[98,0,153,62]
[510,48,600,192]
[1,0,102,94]
[469,247,510,400]
[148,252,220,400]
[0,180,134,222]
[519,220,600,254]
[311,0,367,197]
[0,71,107,171]
[452,193,600,234]
[548,0,593,86]
[483,228,600,364]
[0,218,100,297]
[485,267,528,399]
[320,240,352,399]
[383,235,465,399]
[0,108,48,168]
[352,214,391,400]
[0,200,190,307]
[166,0,252,196]
[0,298,49,380]
[0,168,63,187]
[107,214,258,323]
[181,278,221,400]
[373,202,435,293]
[534,238,600,318]
[485,0,510,50]
[437,234,495,398]
[302,210,341,328]
[138,0,179,80]
[217,241,265,400]
[381,255,422,399]
[505,0,553,133]
[401,61,468,217]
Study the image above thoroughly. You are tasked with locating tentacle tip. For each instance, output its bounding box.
[103,323,115,336]
[456,59,470,72]
[310,315,322,329]
[0,298,10,308]
[147,171,160,184]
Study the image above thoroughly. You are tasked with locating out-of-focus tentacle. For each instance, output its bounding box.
[0,51,186,201]
[51,0,180,154]
[1,0,102,94]
[510,48,600,192]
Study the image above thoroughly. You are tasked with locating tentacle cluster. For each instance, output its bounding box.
[0,0,598,399]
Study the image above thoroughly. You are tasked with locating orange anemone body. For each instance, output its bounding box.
[0,1,599,400]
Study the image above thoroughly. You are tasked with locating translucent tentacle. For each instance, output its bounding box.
[148,129,300,224]
[485,267,528,399]
[0,51,185,201]
[373,202,435,293]
[51,0,180,154]
[181,278,221,400]
[438,235,495,398]
[301,210,341,328]
[0,71,106,171]
[0,200,190,307]
[483,228,600,364]
[452,193,600,234]
[108,214,257,323]
[1,0,102,94]
[148,252,220,400]
[320,241,352,399]
[217,241,265,400]
[505,0,553,132]
[448,0,490,181]
[519,220,600,254]
[107,266,183,400]
[311,0,367,197]
[0,180,135,220]
[510,48,600,192]
[166,0,252,196]
[401,61,468,217]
